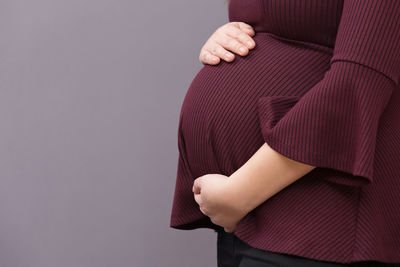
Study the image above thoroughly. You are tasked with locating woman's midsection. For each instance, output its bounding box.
[179,32,332,177]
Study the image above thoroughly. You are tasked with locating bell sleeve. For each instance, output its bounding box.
[257,0,400,187]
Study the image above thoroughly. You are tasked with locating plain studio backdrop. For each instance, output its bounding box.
[0,1,228,266]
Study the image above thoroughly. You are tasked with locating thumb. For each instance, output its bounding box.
[192,177,202,194]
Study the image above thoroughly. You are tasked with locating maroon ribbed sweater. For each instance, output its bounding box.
[170,0,400,264]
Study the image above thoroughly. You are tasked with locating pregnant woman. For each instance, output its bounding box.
[170,0,400,266]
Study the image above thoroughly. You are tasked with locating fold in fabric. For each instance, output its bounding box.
[256,0,400,187]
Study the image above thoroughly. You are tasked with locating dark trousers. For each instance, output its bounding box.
[217,229,400,267]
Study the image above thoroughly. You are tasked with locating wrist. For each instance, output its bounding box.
[226,172,259,216]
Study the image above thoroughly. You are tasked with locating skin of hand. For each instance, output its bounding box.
[192,173,249,233]
[193,142,316,233]
[199,21,256,65]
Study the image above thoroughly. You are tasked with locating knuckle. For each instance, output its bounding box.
[239,32,249,42]
[217,36,228,47]
[233,42,242,51]
[215,26,224,35]
[210,45,219,54]
[199,52,204,62]
[222,23,231,29]
[215,46,224,56]
[227,38,236,48]
[227,22,236,29]
[213,32,224,44]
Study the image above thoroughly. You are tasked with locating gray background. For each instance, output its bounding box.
[0,0,229,266]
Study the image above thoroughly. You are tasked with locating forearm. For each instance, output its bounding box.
[227,142,316,214]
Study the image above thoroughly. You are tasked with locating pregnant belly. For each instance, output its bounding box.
[178,32,332,178]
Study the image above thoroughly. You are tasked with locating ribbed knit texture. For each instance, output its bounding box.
[170,0,400,264]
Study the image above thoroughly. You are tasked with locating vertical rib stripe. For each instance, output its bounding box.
[171,0,400,264]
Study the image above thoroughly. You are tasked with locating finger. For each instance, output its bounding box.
[210,217,217,224]
[215,35,249,57]
[229,30,256,49]
[194,192,202,206]
[199,50,221,65]
[192,178,202,194]
[228,22,256,46]
[199,206,207,215]
[207,44,235,62]
[237,22,255,36]
[216,29,251,56]
[225,25,255,50]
